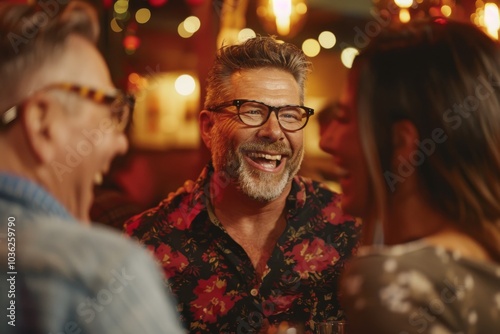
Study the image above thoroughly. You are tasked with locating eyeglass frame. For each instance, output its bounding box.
[0,82,134,132]
[207,99,315,132]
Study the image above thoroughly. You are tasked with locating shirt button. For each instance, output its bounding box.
[250,288,258,296]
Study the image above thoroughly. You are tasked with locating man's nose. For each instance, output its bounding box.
[256,110,284,141]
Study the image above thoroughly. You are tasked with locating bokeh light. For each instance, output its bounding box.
[400,8,411,23]
[296,2,307,14]
[123,35,140,51]
[184,16,201,33]
[110,18,122,33]
[318,31,336,49]
[394,0,412,8]
[178,22,193,38]
[175,74,196,96]
[238,28,256,42]
[341,47,359,69]
[114,0,128,14]
[136,8,151,24]
[441,5,452,17]
[302,39,320,57]
[128,73,141,84]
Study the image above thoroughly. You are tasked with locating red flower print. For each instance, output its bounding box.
[167,202,202,230]
[286,239,339,279]
[322,201,346,225]
[201,250,218,262]
[263,294,300,316]
[191,275,242,323]
[155,244,189,278]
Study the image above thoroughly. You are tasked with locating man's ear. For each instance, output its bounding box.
[199,110,214,149]
[391,120,419,169]
[20,95,62,164]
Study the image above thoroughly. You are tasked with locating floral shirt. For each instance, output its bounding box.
[125,164,361,333]
[341,241,500,334]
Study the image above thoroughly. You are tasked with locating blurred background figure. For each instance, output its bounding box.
[125,36,360,333]
[0,1,184,333]
[320,18,500,333]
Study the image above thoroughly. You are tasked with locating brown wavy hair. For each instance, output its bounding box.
[353,18,500,262]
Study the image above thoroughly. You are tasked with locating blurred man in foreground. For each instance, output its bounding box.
[0,1,184,333]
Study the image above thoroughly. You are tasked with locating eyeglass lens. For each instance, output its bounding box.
[238,101,308,131]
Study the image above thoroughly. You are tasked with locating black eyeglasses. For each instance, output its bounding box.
[0,83,134,132]
[208,99,315,132]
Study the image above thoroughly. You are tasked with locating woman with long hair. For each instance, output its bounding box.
[320,18,500,333]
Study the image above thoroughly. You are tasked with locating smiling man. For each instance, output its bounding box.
[125,36,360,333]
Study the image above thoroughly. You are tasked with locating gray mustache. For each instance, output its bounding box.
[239,141,292,156]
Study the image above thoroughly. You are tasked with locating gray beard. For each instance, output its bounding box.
[211,120,304,202]
[212,137,304,202]
[236,148,303,201]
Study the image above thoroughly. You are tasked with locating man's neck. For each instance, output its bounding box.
[208,176,291,274]
[209,176,290,232]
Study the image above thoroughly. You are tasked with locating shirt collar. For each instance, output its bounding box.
[0,172,74,220]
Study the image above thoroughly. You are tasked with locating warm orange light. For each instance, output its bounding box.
[123,35,140,51]
[399,8,411,23]
[441,5,452,17]
[257,0,308,38]
[484,3,500,39]
[395,0,413,9]
[273,0,292,35]
[128,73,141,84]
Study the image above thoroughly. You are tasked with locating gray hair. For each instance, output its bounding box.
[0,0,99,109]
[204,36,312,109]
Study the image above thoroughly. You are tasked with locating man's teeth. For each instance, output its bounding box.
[94,173,103,185]
[248,152,282,161]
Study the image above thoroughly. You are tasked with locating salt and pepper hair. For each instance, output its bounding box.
[353,19,500,262]
[0,1,99,110]
[204,36,312,109]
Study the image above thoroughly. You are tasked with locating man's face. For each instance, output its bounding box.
[208,68,305,202]
[49,35,128,221]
